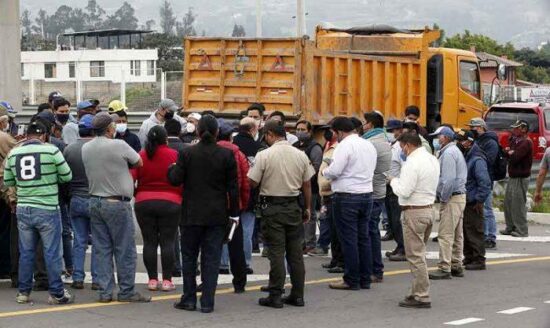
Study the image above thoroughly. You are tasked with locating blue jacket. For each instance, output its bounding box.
[475,131,499,180]
[465,144,492,204]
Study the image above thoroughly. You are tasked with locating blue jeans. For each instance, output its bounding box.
[317,208,331,250]
[90,198,137,299]
[71,196,97,283]
[220,245,229,269]
[17,206,64,297]
[332,193,373,288]
[369,199,385,278]
[60,201,73,270]
[484,192,497,242]
[241,211,255,267]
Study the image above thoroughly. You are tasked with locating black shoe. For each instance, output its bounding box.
[499,229,513,236]
[10,279,17,288]
[174,299,197,311]
[322,262,336,269]
[388,253,407,262]
[234,287,245,294]
[360,283,371,290]
[282,296,305,307]
[172,271,182,278]
[71,281,84,289]
[451,268,464,278]
[245,267,254,275]
[91,283,100,291]
[33,282,49,291]
[197,283,203,292]
[117,292,151,303]
[259,296,284,309]
[98,296,113,303]
[329,281,360,291]
[381,232,394,241]
[432,236,438,242]
[429,270,451,280]
[371,275,383,283]
[511,231,528,238]
[200,307,214,313]
[260,285,285,294]
[327,266,345,274]
[398,297,431,309]
[219,268,230,275]
[465,263,486,271]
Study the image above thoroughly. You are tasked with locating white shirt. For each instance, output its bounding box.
[390,147,440,206]
[322,134,377,194]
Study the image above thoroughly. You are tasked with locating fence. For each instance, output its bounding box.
[22,67,184,112]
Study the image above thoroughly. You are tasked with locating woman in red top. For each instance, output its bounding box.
[131,126,182,292]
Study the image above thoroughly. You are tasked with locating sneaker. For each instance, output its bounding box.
[261,248,269,258]
[161,280,176,292]
[499,229,513,236]
[16,292,30,304]
[245,267,254,275]
[148,279,159,291]
[398,296,431,309]
[308,247,328,257]
[451,268,465,278]
[465,262,486,271]
[71,281,84,289]
[302,246,315,255]
[510,231,528,238]
[428,270,452,280]
[484,240,496,249]
[117,292,151,303]
[388,253,407,262]
[48,289,75,305]
[91,283,100,291]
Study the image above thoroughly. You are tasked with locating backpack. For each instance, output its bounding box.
[492,144,508,181]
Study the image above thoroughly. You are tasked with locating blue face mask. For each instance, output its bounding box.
[433,139,441,152]
[400,150,407,162]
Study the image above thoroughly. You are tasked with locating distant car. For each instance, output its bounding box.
[484,102,550,160]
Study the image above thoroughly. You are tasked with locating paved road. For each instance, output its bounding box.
[0,223,549,328]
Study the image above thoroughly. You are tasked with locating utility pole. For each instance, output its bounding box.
[296,0,306,37]
[0,0,21,109]
[256,0,262,37]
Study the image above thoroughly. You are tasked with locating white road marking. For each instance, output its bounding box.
[497,307,535,314]
[444,317,485,325]
[381,230,550,243]
[544,301,550,304]
[63,273,271,285]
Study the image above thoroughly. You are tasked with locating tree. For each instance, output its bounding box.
[176,7,197,37]
[103,2,138,30]
[431,23,445,47]
[21,9,33,37]
[443,30,515,58]
[33,9,51,39]
[232,24,246,37]
[142,33,183,71]
[159,1,176,35]
[142,19,156,31]
[84,0,106,30]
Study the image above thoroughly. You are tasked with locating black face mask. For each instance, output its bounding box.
[164,110,175,120]
[56,114,70,124]
[471,130,479,139]
[323,129,333,142]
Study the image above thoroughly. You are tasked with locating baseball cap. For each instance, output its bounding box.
[217,118,234,137]
[0,104,9,117]
[429,126,455,139]
[455,129,475,142]
[36,111,56,124]
[0,101,17,118]
[188,112,202,121]
[159,99,179,112]
[108,100,128,113]
[48,91,62,103]
[27,121,48,135]
[77,100,94,110]
[386,119,403,131]
[92,112,113,129]
[78,114,94,129]
[510,120,529,129]
[467,117,487,128]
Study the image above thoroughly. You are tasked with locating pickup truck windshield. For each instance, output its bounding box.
[485,107,539,133]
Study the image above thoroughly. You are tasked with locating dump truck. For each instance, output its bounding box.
[182,25,486,130]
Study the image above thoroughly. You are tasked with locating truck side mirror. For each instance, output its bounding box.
[497,64,507,81]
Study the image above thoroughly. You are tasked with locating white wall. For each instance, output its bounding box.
[21,49,159,83]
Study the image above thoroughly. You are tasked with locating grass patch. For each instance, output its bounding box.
[493,190,550,213]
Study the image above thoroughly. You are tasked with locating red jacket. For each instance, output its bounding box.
[218,140,250,210]
[131,145,183,204]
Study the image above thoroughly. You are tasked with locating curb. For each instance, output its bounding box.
[494,211,550,226]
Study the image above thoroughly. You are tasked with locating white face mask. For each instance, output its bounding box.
[186,123,196,134]
[115,123,127,134]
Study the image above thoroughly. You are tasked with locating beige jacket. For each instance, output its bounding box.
[0,134,22,204]
[318,142,337,198]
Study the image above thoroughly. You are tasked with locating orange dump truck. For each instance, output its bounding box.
[182,25,485,130]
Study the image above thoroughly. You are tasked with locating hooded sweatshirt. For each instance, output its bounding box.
[138,111,186,146]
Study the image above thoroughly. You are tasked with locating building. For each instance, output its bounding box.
[21,29,159,105]
[475,51,523,86]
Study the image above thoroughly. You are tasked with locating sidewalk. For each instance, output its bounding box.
[494,210,550,226]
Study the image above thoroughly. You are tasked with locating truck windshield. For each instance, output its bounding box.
[485,107,539,133]
[460,61,481,99]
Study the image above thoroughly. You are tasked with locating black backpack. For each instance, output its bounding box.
[492,144,508,181]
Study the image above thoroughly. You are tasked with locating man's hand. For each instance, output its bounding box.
[229,216,240,226]
[473,202,484,214]
[302,209,311,224]
[535,192,543,204]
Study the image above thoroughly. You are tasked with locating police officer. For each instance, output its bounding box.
[248,119,315,309]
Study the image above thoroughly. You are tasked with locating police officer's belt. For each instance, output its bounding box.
[261,196,298,204]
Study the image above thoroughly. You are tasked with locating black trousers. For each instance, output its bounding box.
[385,186,404,253]
[135,200,180,281]
[10,213,48,286]
[181,224,225,310]
[0,199,12,276]
[226,222,247,290]
[463,204,486,264]
[326,197,344,267]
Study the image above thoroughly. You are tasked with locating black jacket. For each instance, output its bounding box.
[167,136,190,154]
[167,140,239,226]
[233,131,263,211]
[116,131,141,153]
[475,131,499,180]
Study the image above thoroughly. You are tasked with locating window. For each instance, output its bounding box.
[21,63,24,77]
[147,60,155,76]
[44,63,57,79]
[460,61,480,99]
[130,60,141,76]
[545,110,550,130]
[485,108,539,133]
[90,61,105,78]
[69,62,75,78]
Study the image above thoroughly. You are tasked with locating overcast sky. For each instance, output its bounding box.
[20,0,550,48]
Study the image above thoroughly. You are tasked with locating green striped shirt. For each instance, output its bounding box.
[4,141,72,210]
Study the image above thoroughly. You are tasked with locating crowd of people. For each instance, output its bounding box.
[0,92,547,312]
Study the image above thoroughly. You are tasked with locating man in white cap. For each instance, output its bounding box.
[428,126,467,280]
[182,113,201,144]
[138,99,186,146]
